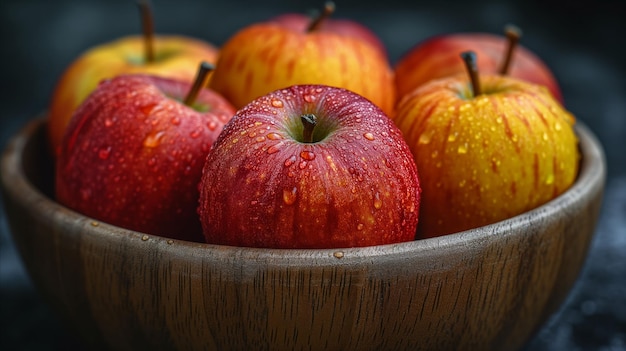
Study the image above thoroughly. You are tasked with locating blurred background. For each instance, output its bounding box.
[1,0,624,349]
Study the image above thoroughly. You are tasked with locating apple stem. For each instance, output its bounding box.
[307,1,335,32]
[137,0,155,63]
[300,114,317,143]
[499,24,523,75]
[184,61,214,107]
[461,51,481,97]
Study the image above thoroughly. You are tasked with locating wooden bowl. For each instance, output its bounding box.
[1,117,606,351]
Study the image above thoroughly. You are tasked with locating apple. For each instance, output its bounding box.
[393,51,579,238]
[47,0,219,155]
[55,64,236,242]
[394,25,563,104]
[209,3,395,117]
[197,84,421,249]
[269,1,388,58]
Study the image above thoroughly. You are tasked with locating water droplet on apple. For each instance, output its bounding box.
[299,161,308,169]
[256,136,266,142]
[555,122,562,131]
[207,121,218,131]
[270,98,284,108]
[363,132,374,141]
[283,187,297,205]
[496,117,503,124]
[300,150,316,161]
[542,132,549,141]
[303,94,316,103]
[283,155,297,167]
[171,117,181,126]
[457,144,468,154]
[144,131,165,147]
[98,146,111,160]
[418,132,432,144]
[147,157,157,166]
[373,192,382,209]
[546,173,555,185]
[267,145,280,154]
[190,128,202,139]
[431,150,438,158]
[104,118,114,127]
[315,87,323,93]
[248,131,257,138]
[140,103,157,116]
[267,132,282,140]
[357,223,364,231]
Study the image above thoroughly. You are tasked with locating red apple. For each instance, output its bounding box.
[198,85,421,249]
[394,52,578,238]
[269,2,388,58]
[395,26,563,103]
[55,66,235,242]
[209,3,395,117]
[47,0,220,155]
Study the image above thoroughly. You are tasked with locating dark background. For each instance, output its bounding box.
[1,0,624,350]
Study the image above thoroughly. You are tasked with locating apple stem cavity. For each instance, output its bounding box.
[184,61,214,107]
[307,1,336,32]
[499,24,523,75]
[137,0,155,63]
[300,114,318,143]
[461,51,481,98]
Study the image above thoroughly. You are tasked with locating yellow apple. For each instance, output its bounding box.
[47,35,219,155]
[394,55,579,238]
[209,6,395,117]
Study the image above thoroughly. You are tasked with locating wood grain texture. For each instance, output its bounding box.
[1,118,606,351]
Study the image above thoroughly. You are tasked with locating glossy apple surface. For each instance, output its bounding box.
[198,85,420,248]
[56,74,235,242]
[395,33,563,103]
[209,20,395,117]
[394,74,578,238]
[48,35,219,154]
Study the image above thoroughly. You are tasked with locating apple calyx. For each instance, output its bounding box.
[137,0,155,63]
[184,61,214,107]
[307,1,336,32]
[499,24,523,75]
[461,50,481,98]
[300,113,318,143]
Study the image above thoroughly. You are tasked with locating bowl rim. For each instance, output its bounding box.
[1,116,606,263]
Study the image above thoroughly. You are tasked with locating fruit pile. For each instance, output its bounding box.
[51,2,579,248]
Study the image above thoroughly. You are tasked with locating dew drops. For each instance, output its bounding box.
[171,117,181,126]
[431,150,439,158]
[373,192,382,209]
[147,157,157,166]
[418,132,432,144]
[207,121,218,131]
[98,146,111,160]
[457,144,468,154]
[283,187,297,205]
[496,117,503,124]
[299,161,308,169]
[256,136,266,142]
[303,94,316,103]
[542,132,549,141]
[267,132,282,140]
[284,155,297,167]
[363,132,375,141]
[447,133,457,142]
[144,131,165,147]
[546,173,555,185]
[190,128,202,139]
[555,122,562,131]
[267,145,280,154]
[300,150,316,161]
[270,98,284,108]
[357,223,364,231]
[104,118,114,127]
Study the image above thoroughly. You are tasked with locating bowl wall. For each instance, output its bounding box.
[1,118,606,351]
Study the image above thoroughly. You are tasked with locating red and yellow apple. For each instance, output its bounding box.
[48,35,219,155]
[395,27,563,103]
[56,70,235,242]
[209,5,395,117]
[394,52,578,238]
[198,84,421,248]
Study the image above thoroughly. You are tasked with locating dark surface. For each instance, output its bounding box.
[1,0,624,350]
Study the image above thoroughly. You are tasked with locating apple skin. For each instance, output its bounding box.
[209,22,396,118]
[394,74,579,238]
[55,74,235,242]
[48,35,219,155]
[269,13,388,58]
[198,85,421,249]
[395,33,563,103]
